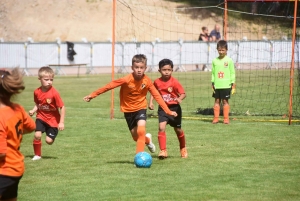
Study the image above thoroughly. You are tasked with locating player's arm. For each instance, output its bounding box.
[148,95,155,110]
[22,107,36,134]
[58,105,66,131]
[229,59,236,85]
[83,78,125,102]
[29,104,38,116]
[211,61,216,92]
[0,128,7,162]
[229,59,236,94]
[176,93,186,104]
[174,80,186,104]
[149,85,177,117]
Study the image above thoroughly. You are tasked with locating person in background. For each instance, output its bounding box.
[210,24,221,42]
[198,26,211,42]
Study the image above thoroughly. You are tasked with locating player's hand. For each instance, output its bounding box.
[231,83,236,95]
[58,122,64,131]
[83,95,92,102]
[148,103,154,110]
[171,111,177,117]
[176,98,182,104]
[212,83,215,93]
[29,110,35,116]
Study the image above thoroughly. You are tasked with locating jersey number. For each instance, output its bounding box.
[15,120,23,138]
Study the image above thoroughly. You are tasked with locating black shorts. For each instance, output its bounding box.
[0,175,22,200]
[36,119,58,140]
[212,88,231,100]
[124,109,147,130]
[158,104,182,128]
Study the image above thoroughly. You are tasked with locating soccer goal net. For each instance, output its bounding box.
[112,0,300,122]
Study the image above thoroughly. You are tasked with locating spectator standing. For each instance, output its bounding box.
[198,26,211,42]
[210,24,221,42]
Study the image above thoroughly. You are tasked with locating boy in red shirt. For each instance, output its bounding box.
[0,68,36,200]
[149,59,187,159]
[83,54,177,155]
[29,66,65,161]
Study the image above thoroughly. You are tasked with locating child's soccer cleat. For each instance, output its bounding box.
[212,118,219,124]
[146,133,156,153]
[32,155,41,161]
[223,119,230,124]
[158,150,168,159]
[180,147,188,158]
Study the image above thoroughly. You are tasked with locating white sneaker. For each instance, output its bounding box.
[146,133,156,153]
[32,155,41,161]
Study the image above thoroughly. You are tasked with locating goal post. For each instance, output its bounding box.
[111,0,299,123]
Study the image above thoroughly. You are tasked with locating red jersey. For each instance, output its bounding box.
[153,76,185,105]
[0,104,35,176]
[34,86,64,127]
[89,73,173,115]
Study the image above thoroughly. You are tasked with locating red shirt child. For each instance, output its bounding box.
[29,66,65,161]
[149,59,187,159]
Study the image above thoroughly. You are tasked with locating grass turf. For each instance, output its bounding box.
[15,74,300,201]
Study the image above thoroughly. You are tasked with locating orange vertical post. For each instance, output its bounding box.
[223,0,228,40]
[110,0,116,119]
[288,0,298,125]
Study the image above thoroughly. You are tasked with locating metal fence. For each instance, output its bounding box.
[0,40,299,74]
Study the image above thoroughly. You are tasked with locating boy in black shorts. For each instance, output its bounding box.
[149,59,187,159]
[211,40,236,124]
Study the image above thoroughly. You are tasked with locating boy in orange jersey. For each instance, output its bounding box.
[83,54,177,155]
[0,68,36,201]
[29,67,65,161]
[149,59,187,159]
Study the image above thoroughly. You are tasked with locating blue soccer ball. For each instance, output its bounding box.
[134,152,152,168]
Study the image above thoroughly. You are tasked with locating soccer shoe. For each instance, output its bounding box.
[32,155,41,161]
[223,119,230,124]
[180,147,188,158]
[158,150,168,160]
[146,133,156,153]
[212,118,219,124]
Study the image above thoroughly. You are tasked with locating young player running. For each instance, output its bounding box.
[211,40,236,124]
[0,68,36,200]
[29,67,66,160]
[148,58,187,159]
[83,54,177,155]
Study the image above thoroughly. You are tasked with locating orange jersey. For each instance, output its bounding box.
[89,73,173,115]
[0,104,35,176]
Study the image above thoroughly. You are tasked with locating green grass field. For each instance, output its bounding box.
[15,74,300,201]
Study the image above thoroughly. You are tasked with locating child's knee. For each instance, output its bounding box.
[34,132,42,140]
[174,128,182,135]
[45,137,54,145]
[158,128,166,132]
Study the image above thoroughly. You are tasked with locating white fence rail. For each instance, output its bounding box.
[0,40,299,73]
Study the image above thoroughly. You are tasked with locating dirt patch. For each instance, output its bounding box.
[0,0,221,42]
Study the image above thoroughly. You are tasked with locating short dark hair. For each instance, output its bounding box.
[158,59,173,69]
[217,40,228,50]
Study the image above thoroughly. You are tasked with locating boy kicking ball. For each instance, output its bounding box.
[83,54,177,155]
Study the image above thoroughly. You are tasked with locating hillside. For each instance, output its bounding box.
[1,0,289,43]
[0,0,222,42]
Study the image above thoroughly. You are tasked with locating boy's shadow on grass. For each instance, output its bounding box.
[107,161,133,164]
[25,155,58,159]
[107,155,174,164]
